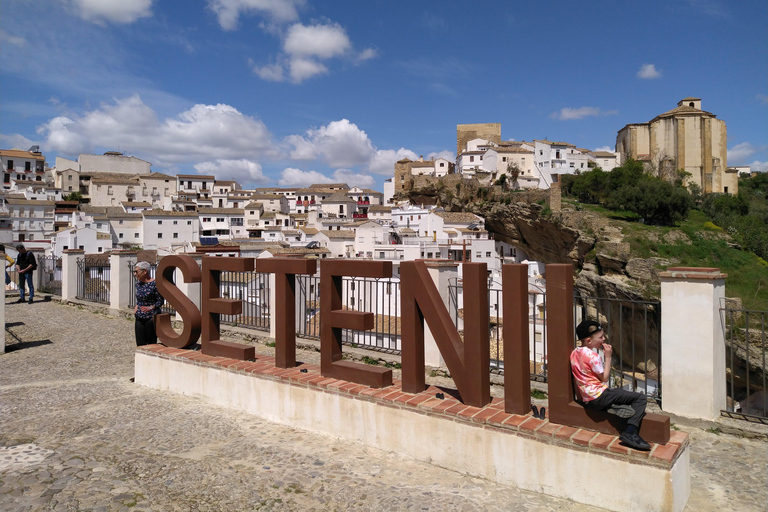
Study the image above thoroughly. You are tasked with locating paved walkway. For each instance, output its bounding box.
[2,299,766,512]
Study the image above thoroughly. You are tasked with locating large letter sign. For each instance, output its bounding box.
[201,256,256,360]
[151,256,671,444]
[319,260,393,388]
[155,255,202,349]
[400,261,490,407]
[254,257,317,368]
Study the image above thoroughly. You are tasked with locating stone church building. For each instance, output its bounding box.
[616,97,738,194]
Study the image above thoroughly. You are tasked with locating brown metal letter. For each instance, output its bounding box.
[319,259,393,388]
[155,254,202,349]
[546,264,669,444]
[400,260,491,407]
[255,257,317,368]
[502,264,531,414]
[201,256,256,360]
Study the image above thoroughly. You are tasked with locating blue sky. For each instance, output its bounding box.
[2,0,766,191]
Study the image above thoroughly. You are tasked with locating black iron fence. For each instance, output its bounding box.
[218,271,270,332]
[76,257,110,304]
[38,256,62,296]
[128,261,176,315]
[447,279,661,399]
[296,275,401,353]
[574,295,661,401]
[723,307,767,422]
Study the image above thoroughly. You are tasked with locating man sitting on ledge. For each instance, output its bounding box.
[571,320,651,451]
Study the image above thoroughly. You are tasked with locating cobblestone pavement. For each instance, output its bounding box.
[2,300,767,512]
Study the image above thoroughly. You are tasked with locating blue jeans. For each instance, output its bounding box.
[19,272,34,301]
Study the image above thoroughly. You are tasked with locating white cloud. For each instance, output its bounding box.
[208,0,302,30]
[332,169,375,188]
[277,167,375,188]
[427,150,455,162]
[368,148,419,175]
[356,48,378,62]
[72,0,153,25]
[757,94,768,105]
[251,21,376,83]
[193,159,270,184]
[37,95,274,167]
[550,107,618,120]
[0,133,38,151]
[284,119,374,168]
[288,57,328,83]
[253,62,285,82]
[278,167,332,187]
[593,146,613,152]
[749,160,768,173]
[0,31,27,47]
[727,142,757,163]
[284,22,351,58]
[283,120,423,176]
[637,63,661,79]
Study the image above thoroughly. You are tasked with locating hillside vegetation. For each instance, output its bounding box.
[400,167,768,311]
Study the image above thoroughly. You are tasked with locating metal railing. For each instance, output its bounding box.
[218,271,270,332]
[38,256,62,296]
[574,295,661,401]
[76,257,110,304]
[296,275,401,353]
[449,282,549,381]
[723,307,767,422]
[447,280,661,399]
[128,261,175,315]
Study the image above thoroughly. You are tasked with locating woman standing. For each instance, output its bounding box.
[134,261,164,346]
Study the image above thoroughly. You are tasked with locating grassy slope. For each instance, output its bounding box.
[564,200,768,311]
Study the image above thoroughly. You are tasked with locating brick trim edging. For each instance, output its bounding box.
[137,345,688,468]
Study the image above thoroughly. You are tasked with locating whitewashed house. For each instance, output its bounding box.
[198,207,246,240]
[2,147,48,191]
[142,210,199,252]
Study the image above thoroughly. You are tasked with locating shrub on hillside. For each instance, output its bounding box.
[606,179,692,226]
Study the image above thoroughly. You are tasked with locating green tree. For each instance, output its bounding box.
[607,179,692,226]
[63,191,84,202]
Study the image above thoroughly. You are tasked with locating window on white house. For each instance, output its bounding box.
[134,233,139,238]
[157,233,163,239]
[119,233,124,239]
[173,233,178,239]
[158,220,162,225]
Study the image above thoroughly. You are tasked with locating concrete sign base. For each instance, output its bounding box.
[135,346,690,512]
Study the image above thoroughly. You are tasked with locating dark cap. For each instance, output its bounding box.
[576,320,603,340]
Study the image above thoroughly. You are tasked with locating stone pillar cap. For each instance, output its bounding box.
[421,259,459,268]
[659,267,727,279]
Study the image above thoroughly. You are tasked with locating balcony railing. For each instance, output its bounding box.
[352,213,368,219]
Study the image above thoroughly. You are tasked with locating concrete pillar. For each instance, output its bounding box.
[1,255,6,353]
[175,253,202,323]
[29,248,46,292]
[61,249,84,301]
[423,260,459,368]
[109,251,138,314]
[660,266,727,421]
[268,272,276,340]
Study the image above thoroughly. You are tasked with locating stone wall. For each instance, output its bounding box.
[456,123,501,156]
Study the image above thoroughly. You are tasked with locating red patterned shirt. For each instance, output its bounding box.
[570,347,608,402]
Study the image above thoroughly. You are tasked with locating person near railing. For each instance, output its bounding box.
[570,320,651,451]
[14,244,36,304]
[133,261,164,346]
[1,244,13,287]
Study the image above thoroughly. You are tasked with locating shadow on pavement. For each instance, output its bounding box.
[4,339,53,352]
